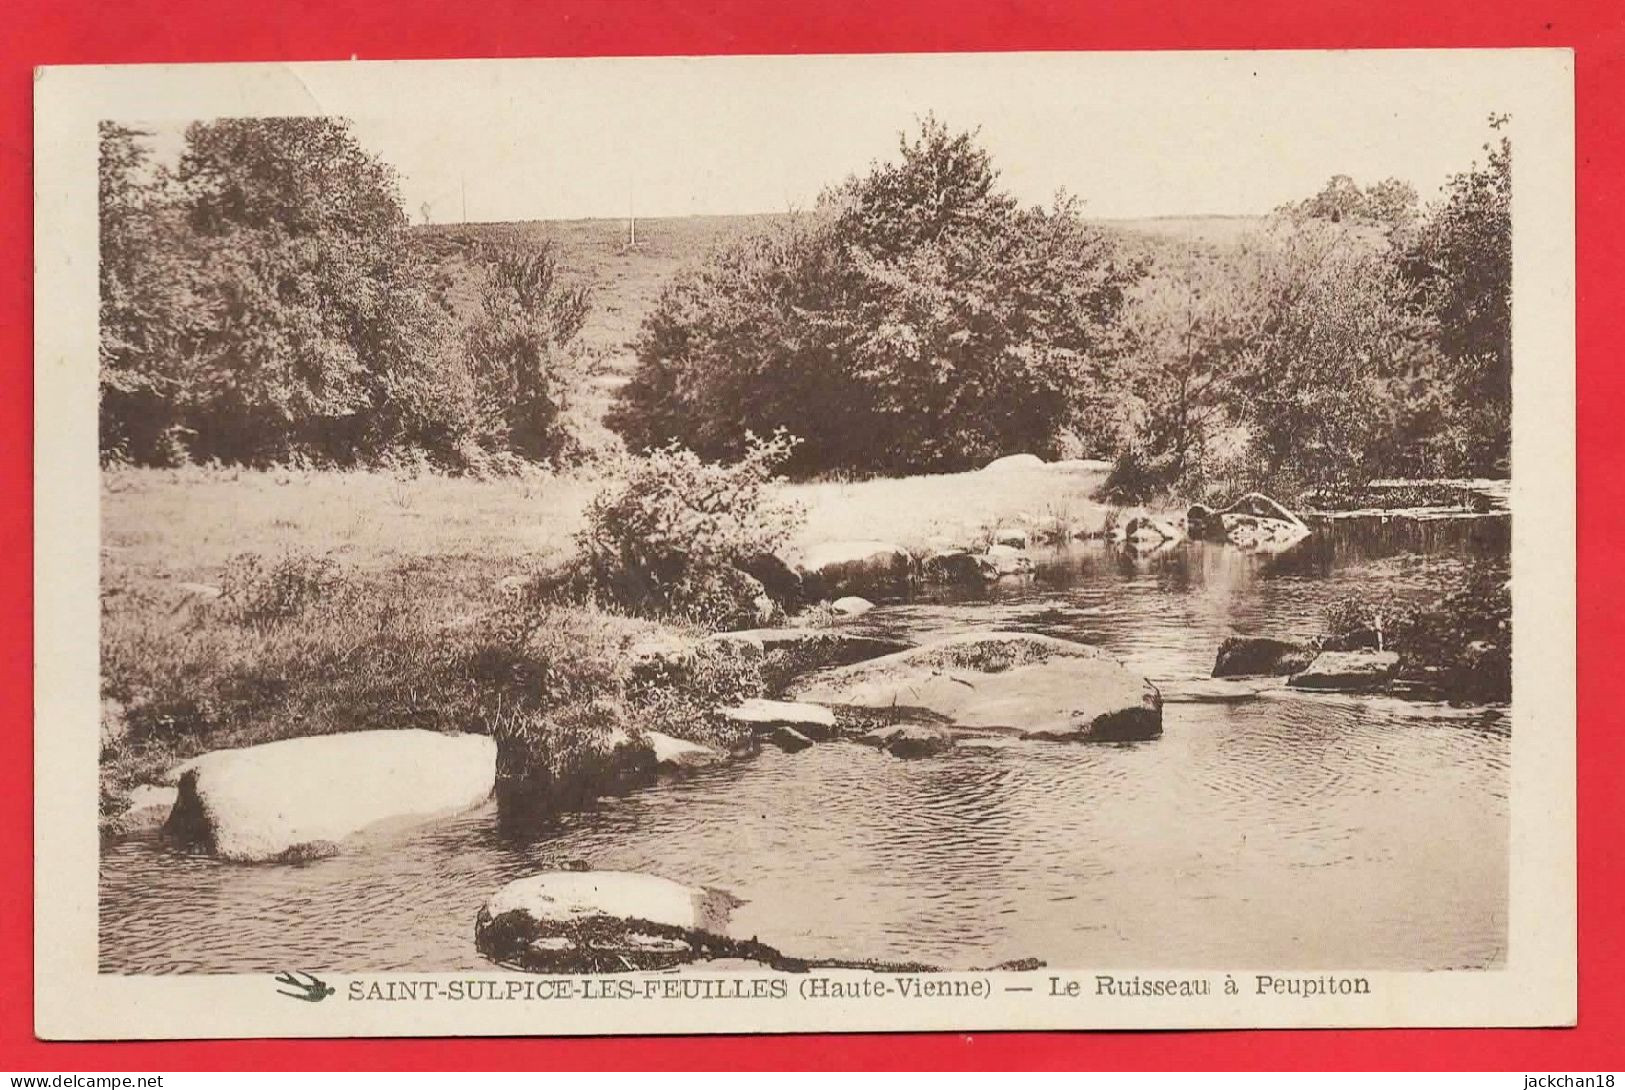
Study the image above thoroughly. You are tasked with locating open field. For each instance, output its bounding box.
[103,459,1116,582]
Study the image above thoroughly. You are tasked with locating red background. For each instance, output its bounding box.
[4,0,1619,1071]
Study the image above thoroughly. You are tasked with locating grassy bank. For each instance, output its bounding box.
[99,461,1117,826]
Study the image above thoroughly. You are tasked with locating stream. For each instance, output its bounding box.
[100,514,1510,974]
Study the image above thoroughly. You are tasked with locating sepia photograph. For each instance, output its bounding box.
[32,49,1576,1038]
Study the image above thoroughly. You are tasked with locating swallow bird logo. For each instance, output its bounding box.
[274,970,335,1002]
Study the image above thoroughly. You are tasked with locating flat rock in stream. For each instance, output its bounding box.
[475,871,735,973]
[1288,650,1400,692]
[719,698,838,740]
[165,730,496,862]
[645,731,725,771]
[1156,677,1287,703]
[790,632,1162,743]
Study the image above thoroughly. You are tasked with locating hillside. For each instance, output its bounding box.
[413,211,1270,439]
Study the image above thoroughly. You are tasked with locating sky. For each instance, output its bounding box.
[133,51,1522,224]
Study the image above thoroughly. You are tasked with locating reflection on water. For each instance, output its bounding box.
[99,516,1510,974]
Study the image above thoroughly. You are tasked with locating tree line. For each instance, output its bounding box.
[615,117,1511,498]
[100,115,1511,501]
[99,118,588,472]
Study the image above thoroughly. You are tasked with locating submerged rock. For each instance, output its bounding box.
[1155,677,1287,703]
[165,730,496,862]
[475,871,734,973]
[769,726,816,752]
[1288,650,1400,692]
[922,549,990,585]
[1213,636,1317,677]
[791,632,1162,743]
[859,723,956,758]
[720,698,838,739]
[644,731,724,771]
[982,544,1034,577]
[1124,515,1183,546]
[794,540,913,598]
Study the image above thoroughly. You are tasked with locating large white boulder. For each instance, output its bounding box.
[475,871,732,973]
[165,730,496,862]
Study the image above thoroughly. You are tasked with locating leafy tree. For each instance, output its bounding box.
[98,123,208,464]
[1110,223,1435,499]
[463,244,591,462]
[1234,224,1433,487]
[172,118,469,464]
[1109,254,1261,497]
[1397,122,1512,475]
[611,118,1138,476]
[100,117,479,468]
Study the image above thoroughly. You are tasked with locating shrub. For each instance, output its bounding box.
[1321,560,1510,702]
[220,550,348,626]
[572,431,805,628]
[462,244,592,464]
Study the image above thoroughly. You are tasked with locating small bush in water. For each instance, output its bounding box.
[1321,560,1510,702]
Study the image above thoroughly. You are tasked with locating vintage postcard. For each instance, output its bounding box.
[34,49,1575,1038]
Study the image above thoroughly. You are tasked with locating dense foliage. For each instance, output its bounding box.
[98,119,591,471]
[1108,121,1513,502]
[462,245,593,465]
[1278,174,1419,228]
[569,431,805,628]
[102,114,1512,495]
[610,119,1138,476]
[1321,560,1510,702]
